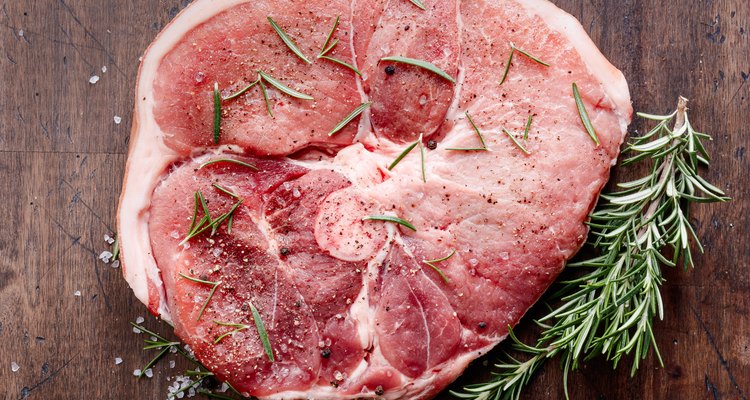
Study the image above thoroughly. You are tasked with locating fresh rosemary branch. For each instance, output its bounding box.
[131,321,252,399]
[451,97,729,400]
[268,16,312,64]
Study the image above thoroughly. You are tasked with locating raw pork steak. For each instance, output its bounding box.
[118,0,631,398]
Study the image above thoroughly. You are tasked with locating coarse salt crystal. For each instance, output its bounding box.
[11,362,20,372]
[114,115,122,124]
[133,369,141,376]
[104,234,114,244]
[136,316,145,324]
[132,327,142,334]
[89,75,100,84]
[101,65,107,73]
[111,260,120,269]
[74,290,81,297]
[169,360,176,369]
[99,251,113,264]
[145,368,153,378]
[115,357,123,365]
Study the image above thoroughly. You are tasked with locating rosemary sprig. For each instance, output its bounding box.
[381,56,456,83]
[179,273,222,321]
[249,302,274,362]
[199,158,259,171]
[572,82,601,146]
[267,16,312,64]
[179,192,244,245]
[500,43,549,85]
[409,0,427,10]
[423,249,455,284]
[259,77,273,117]
[501,128,531,155]
[213,82,221,144]
[213,321,250,344]
[328,102,371,136]
[363,215,417,232]
[446,112,488,151]
[451,98,728,400]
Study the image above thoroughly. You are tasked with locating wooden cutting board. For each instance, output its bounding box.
[0,1,747,399]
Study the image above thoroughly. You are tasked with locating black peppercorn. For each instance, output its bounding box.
[427,140,437,150]
[478,322,487,329]
[280,247,290,256]
[375,385,385,396]
[385,65,395,75]
[321,347,332,359]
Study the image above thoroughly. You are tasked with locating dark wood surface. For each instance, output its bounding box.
[0,0,747,399]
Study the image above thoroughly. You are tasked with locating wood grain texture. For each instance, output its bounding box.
[0,0,747,399]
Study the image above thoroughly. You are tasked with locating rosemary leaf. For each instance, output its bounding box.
[512,43,550,67]
[258,70,314,101]
[363,215,417,232]
[223,79,260,101]
[111,236,120,261]
[523,115,533,141]
[267,17,312,64]
[328,102,371,136]
[320,38,340,57]
[213,82,221,144]
[318,16,340,57]
[381,56,456,83]
[500,47,515,85]
[199,158,259,171]
[446,112,489,151]
[213,321,250,345]
[388,139,420,170]
[502,128,531,155]
[212,183,239,199]
[409,0,427,10]
[422,249,455,284]
[418,133,427,183]
[249,302,274,362]
[572,82,601,146]
[138,346,171,378]
[179,273,221,321]
[319,55,363,76]
[259,78,273,117]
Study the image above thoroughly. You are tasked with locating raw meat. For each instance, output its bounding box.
[117,0,631,398]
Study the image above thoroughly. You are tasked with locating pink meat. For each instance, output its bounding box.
[117,0,632,398]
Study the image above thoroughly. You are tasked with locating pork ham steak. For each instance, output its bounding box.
[117,0,631,398]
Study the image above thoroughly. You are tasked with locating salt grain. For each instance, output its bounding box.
[169,360,176,369]
[74,290,81,297]
[145,368,154,378]
[136,316,145,324]
[99,251,113,264]
[102,65,108,73]
[133,369,142,376]
[115,357,123,365]
[11,362,20,372]
[18,30,24,37]
[114,115,122,124]
[89,75,100,84]
[111,260,120,269]
[132,327,142,334]
[104,234,115,244]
